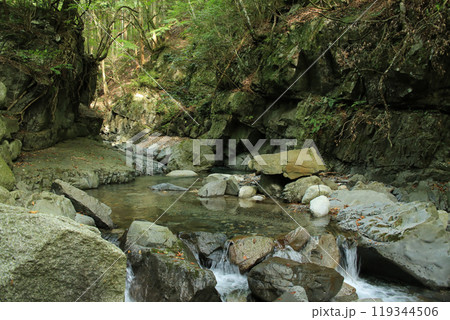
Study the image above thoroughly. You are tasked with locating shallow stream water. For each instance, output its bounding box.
[88,175,436,302]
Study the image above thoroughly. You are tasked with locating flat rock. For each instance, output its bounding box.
[248,148,326,180]
[229,235,275,272]
[166,170,198,177]
[52,179,114,229]
[150,183,188,191]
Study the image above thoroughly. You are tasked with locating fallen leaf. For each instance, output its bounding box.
[29,211,38,214]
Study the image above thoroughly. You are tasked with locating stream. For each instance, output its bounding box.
[87,175,434,302]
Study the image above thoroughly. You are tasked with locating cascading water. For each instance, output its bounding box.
[210,243,250,302]
[273,245,303,262]
[124,265,136,302]
[338,241,418,302]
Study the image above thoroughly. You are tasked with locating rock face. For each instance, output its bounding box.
[248,148,326,180]
[302,185,332,204]
[282,176,322,203]
[0,11,99,151]
[336,201,450,289]
[248,257,343,302]
[0,156,15,190]
[167,140,215,173]
[198,180,227,197]
[0,204,126,301]
[229,236,275,272]
[310,195,330,218]
[52,179,114,229]
[125,222,221,302]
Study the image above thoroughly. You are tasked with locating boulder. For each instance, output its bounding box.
[179,231,227,267]
[247,257,343,302]
[282,176,322,203]
[248,148,326,180]
[125,223,221,302]
[198,180,227,197]
[203,173,232,184]
[0,204,126,301]
[75,213,96,227]
[9,139,22,161]
[238,186,257,198]
[336,201,450,289]
[283,227,310,251]
[167,140,215,173]
[348,174,367,187]
[310,196,330,218]
[0,156,15,191]
[303,234,340,269]
[52,179,114,229]
[124,220,178,249]
[302,185,332,204]
[352,181,393,194]
[26,191,77,220]
[166,170,198,177]
[229,236,275,272]
[321,178,339,190]
[127,245,221,302]
[150,183,188,191]
[332,282,358,302]
[0,186,14,205]
[274,286,309,302]
[330,190,396,209]
[203,174,240,196]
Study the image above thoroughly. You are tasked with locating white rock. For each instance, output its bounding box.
[250,195,265,201]
[309,195,330,218]
[301,185,332,204]
[166,170,198,177]
[338,185,348,190]
[239,186,257,198]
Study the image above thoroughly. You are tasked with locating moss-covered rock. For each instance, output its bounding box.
[0,156,15,190]
[0,204,126,301]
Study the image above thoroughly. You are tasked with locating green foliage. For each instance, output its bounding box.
[50,63,74,75]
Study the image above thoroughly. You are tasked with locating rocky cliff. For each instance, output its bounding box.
[0,6,101,152]
[102,1,450,186]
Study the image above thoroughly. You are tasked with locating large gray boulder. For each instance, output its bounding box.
[125,222,221,302]
[26,191,77,220]
[248,257,343,302]
[0,204,126,301]
[52,179,114,229]
[198,180,227,198]
[330,189,397,209]
[336,201,450,289]
[302,185,332,204]
[282,176,322,203]
[150,183,188,191]
[124,220,178,249]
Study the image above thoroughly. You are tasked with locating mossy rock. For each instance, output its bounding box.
[0,156,15,190]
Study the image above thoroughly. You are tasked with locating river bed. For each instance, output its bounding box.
[87,175,437,302]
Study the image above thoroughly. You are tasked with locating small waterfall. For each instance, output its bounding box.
[338,240,418,302]
[124,265,135,302]
[210,243,249,302]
